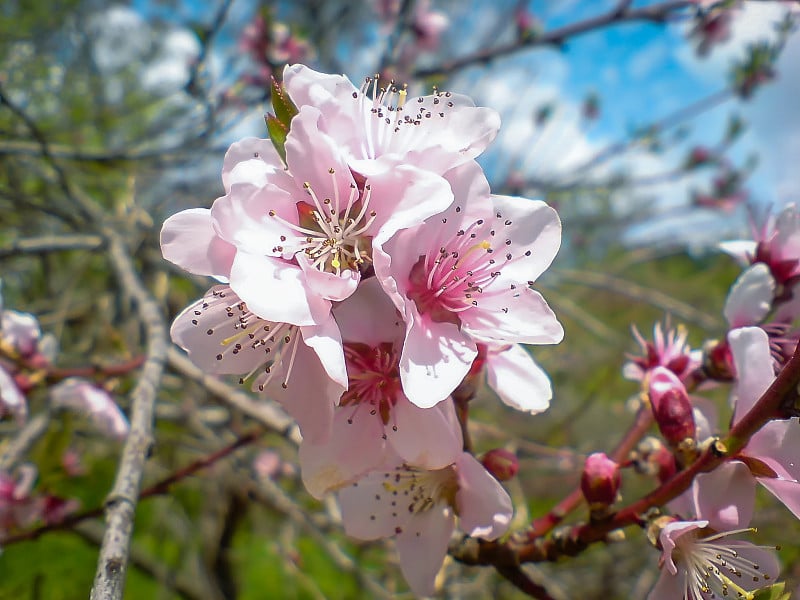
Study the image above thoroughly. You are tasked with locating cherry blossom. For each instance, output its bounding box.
[170,285,346,443]
[720,203,800,320]
[282,64,501,177]
[650,461,779,600]
[338,444,512,597]
[374,160,563,407]
[50,378,129,440]
[299,279,461,498]
[623,321,701,384]
[728,326,800,518]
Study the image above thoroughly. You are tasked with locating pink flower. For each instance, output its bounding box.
[624,321,701,384]
[720,204,800,321]
[170,285,346,443]
[299,279,462,498]
[0,465,39,533]
[50,378,129,440]
[338,447,512,597]
[651,461,779,600]
[282,64,501,177]
[0,366,26,425]
[410,0,449,51]
[728,326,800,518]
[482,342,553,413]
[374,161,563,407]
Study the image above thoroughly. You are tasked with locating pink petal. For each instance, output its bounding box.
[692,461,755,530]
[368,165,455,246]
[718,240,757,267]
[229,251,330,326]
[332,278,404,346]
[485,344,552,413]
[399,309,477,408]
[297,254,359,302]
[300,317,348,390]
[338,458,412,540]
[50,378,129,439]
[221,137,289,191]
[647,568,688,600]
[659,520,706,575]
[299,408,388,499]
[169,286,270,375]
[211,184,297,257]
[261,335,343,444]
[454,453,513,539]
[394,506,455,598]
[282,64,355,111]
[160,208,235,278]
[489,196,562,284]
[284,107,356,209]
[388,397,462,469]
[747,418,800,481]
[728,326,774,423]
[1,310,41,357]
[757,477,800,519]
[0,366,27,425]
[723,264,774,328]
[461,287,564,345]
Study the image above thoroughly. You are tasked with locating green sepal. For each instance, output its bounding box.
[752,581,791,600]
[270,78,298,129]
[266,114,289,164]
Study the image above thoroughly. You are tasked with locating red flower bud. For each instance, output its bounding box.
[480,448,519,481]
[649,367,696,446]
[580,452,621,508]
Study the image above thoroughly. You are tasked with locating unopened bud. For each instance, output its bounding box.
[702,339,734,381]
[580,452,621,509]
[632,436,677,483]
[648,367,696,447]
[481,448,519,481]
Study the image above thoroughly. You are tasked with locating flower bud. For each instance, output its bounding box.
[580,452,621,508]
[648,367,696,447]
[633,436,677,483]
[480,448,519,481]
[702,339,734,381]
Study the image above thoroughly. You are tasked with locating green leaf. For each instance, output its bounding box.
[266,114,289,163]
[270,78,298,130]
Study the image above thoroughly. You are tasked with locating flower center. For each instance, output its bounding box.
[269,169,377,275]
[381,464,459,517]
[341,342,401,427]
[196,287,301,391]
[406,210,525,323]
[355,75,457,159]
[677,528,774,600]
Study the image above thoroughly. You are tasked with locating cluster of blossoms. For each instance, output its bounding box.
[161,63,563,595]
[0,284,130,540]
[609,205,800,598]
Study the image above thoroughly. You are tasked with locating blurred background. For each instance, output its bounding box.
[1,1,799,598]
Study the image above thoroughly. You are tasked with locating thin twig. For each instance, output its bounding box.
[0,234,103,258]
[89,234,169,600]
[414,1,693,78]
[167,347,299,443]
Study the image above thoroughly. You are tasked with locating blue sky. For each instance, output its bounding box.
[121,0,799,246]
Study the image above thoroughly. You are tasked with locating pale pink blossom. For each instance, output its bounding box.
[338,446,512,597]
[467,342,553,413]
[50,378,129,440]
[723,263,774,328]
[169,285,347,443]
[282,64,501,177]
[728,326,800,518]
[299,278,461,498]
[720,204,800,320]
[0,465,79,536]
[651,461,779,600]
[375,161,563,407]
[623,321,701,384]
[410,0,449,51]
[0,366,26,424]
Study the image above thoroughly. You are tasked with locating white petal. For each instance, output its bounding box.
[728,326,774,423]
[485,344,552,413]
[723,264,774,327]
[395,506,455,598]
